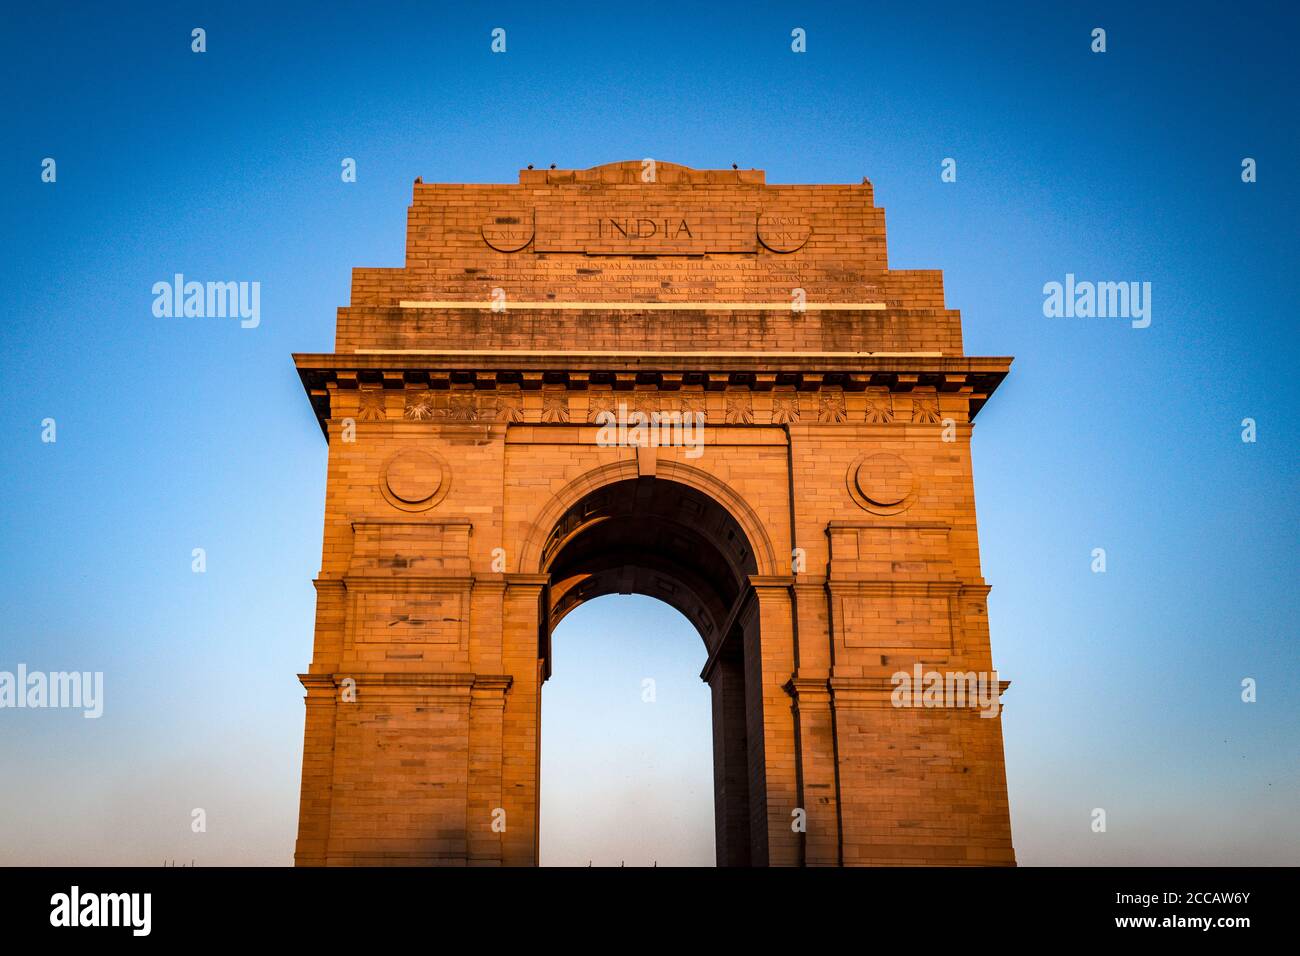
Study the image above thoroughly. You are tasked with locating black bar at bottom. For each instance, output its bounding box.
[0,866,1288,941]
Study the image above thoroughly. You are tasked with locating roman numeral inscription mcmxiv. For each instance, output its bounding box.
[291,160,1017,866]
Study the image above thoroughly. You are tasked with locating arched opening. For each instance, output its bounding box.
[540,594,715,866]
[535,476,763,866]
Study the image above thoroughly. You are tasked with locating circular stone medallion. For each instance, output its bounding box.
[847,452,916,514]
[380,448,449,511]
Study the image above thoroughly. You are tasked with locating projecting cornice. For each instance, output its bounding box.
[292,351,1012,437]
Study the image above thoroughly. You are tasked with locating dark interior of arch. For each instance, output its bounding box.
[542,477,757,652]
[539,475,765,866]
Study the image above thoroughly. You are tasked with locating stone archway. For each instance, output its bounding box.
[534,474,764,865]
[520,459,780,585]
[291,160,1018,867]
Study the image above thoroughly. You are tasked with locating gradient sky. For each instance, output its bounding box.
[1,1,1296,866]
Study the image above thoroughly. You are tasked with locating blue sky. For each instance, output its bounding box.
[0,1,1296,865]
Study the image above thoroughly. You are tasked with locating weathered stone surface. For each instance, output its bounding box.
[293,161,1016,867]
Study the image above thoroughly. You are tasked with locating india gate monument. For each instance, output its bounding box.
[291,160,1016,866]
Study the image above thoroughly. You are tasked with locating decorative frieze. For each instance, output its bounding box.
[818,387,848,423]
[316,366,1004,431]
[494,386,524,422]
[541,388,570,423]
[403,387,435,421]
[357,385,386,421]
[864,387,894,424]
[770,390,801,424]
[724,389,754,424]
